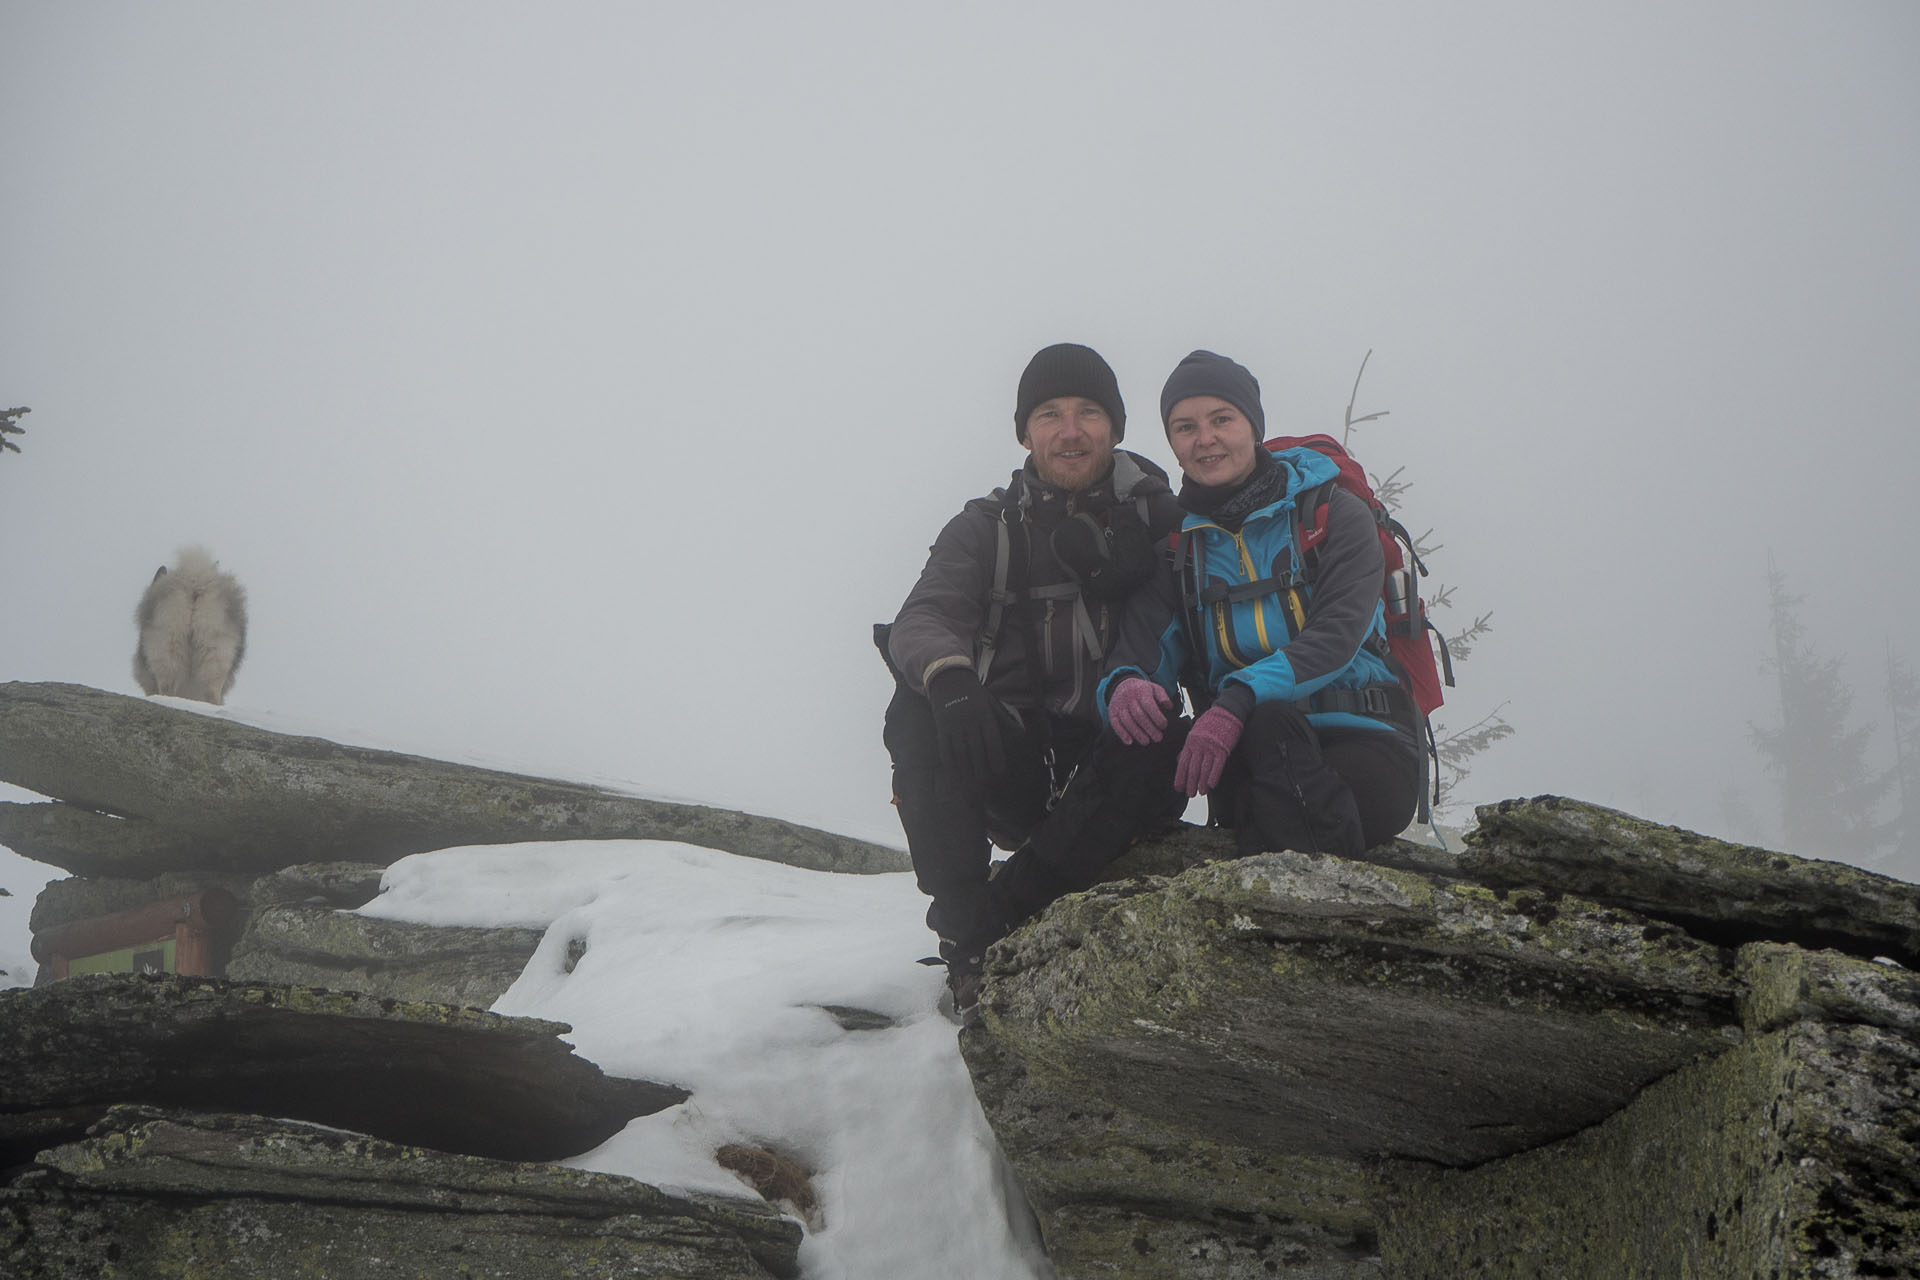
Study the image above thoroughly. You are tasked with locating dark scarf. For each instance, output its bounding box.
[1011,457,1126,527]
[1178,445,1289,532]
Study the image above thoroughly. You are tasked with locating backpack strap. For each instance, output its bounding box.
[1416,718,1437,828]
[1172,529,1212,710]
[1294,480,1335,559]
[1427,617,1456,688]
[974,503,1102,742]
[1381,511,1429,579]
[974,508,1023,684]
[1025,581,1104,663]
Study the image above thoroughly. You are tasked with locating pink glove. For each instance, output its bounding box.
[1107,678,1172,745]
[1175,705,1244,796]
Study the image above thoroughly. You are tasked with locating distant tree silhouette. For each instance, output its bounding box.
[1750,561,1891,862]
[1884,647,1920,879]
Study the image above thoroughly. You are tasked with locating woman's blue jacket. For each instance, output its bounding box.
[1099,445,1403,735]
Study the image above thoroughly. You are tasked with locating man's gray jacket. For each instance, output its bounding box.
[888,450,1182,725]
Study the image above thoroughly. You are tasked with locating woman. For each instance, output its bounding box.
[1099,350,1422,857]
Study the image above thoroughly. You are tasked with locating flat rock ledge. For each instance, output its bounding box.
[0,973,686,1165]
[1,1106,800,1280]
[963,796,1920,1278]
[222,904,548,1007]
[0,681,906,876]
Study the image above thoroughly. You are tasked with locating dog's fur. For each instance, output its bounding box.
[132,546,248,705]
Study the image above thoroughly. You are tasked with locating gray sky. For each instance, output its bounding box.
[4,2,1917,861]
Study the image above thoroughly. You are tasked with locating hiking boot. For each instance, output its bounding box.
[917,956,983,1024]
[947,968,983,1022]
[930,938,987,1024]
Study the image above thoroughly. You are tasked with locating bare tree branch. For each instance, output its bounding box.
[1341,350,1389,449]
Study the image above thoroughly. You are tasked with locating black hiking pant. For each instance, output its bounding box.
[883,685,1189,966]
[1211,701,1422,858]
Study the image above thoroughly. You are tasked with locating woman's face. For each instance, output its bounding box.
[1166,395,1260,488]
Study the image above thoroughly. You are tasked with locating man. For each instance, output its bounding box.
[881,342,1188,1012]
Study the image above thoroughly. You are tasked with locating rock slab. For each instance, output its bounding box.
[963,797,1920,1278]
[0,973,686,1165]
[1,1106,800,1279]
[0,681,906,876]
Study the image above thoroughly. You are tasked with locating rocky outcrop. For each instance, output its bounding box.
[0,684,837,1276]
[14,677,1914,1275]
[2,1106,800,1280]
[223,904,548,1004]
[0,976,802,1279]
[4,678,907,1006]
[0,974,687,1165]
[963,797,1920,1278]
[0,682,906,877]
[1384,942,1920,1278]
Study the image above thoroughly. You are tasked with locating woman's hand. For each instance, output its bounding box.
[1175,705,1244,796]
[1107,678,1171,745]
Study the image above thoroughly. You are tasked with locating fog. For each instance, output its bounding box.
[4,3,1917,875]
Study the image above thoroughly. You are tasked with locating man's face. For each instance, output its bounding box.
[1022,396,1118,492]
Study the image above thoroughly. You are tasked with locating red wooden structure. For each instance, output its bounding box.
[31,888,240,981]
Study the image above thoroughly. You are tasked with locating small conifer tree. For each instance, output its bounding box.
[1340,353,1510,817]
[0,407,27,459]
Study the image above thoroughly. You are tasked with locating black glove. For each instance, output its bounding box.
[927,667,1008,782]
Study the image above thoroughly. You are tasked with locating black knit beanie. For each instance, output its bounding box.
[1159,350,1265,441]
[1014,343,1126,442]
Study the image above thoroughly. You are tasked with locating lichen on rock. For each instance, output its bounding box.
[962,797,1920,1277]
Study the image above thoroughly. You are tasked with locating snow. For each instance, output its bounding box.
[367,839,1050,1278]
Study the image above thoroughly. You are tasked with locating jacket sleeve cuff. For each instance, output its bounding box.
[1096,666,1147,726]
[919,655,974,691]
[1212,680,1257,722]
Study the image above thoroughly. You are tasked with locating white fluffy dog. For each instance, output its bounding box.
[132,546,249,705]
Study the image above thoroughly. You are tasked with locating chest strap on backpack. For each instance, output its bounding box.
[1195,568,1306,607]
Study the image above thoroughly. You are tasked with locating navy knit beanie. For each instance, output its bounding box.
[1159,350,1265,441]
[1014,343,1126,442]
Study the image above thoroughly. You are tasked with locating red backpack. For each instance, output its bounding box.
[1273,433,1453,717]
